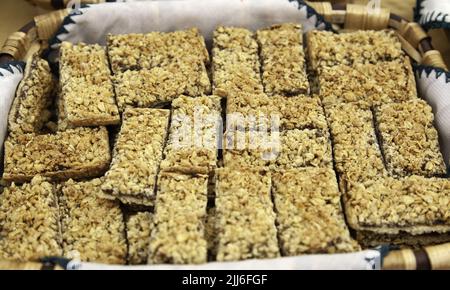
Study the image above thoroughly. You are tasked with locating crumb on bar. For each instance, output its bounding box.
[102,108,170,206]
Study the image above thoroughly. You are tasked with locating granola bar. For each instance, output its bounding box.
[113,60,211,111]
[126,212,153,265]
[318,58,417,106]
[59,42,120,127]
[307,29,404,72]
[8,55,54,134]
[161,95,222,174]
[226,93,328,132]
[60,179,127,264]
[107,28,209,73]
[102,108,170,206]
[223,129,332,170]
[0,176,61,261]
[215,169,279,261]
[374,99,446,177]
[272,168,360,255]
[325,103,387,190]
[148,172,208,264]
[257,23,309,95]
[2,127,111,183]
[212,27,263,97]
[345,175,450,236]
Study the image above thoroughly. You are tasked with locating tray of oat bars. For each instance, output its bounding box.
[0,0,449,270]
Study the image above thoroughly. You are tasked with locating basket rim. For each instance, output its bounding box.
[0,1,449,270]
[0,2,442,66]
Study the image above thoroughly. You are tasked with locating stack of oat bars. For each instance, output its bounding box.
[0,23,448,266]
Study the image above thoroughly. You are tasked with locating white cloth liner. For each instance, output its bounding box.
[0,0,448,270]
[69,250,381,270]
[416,0,450,28]
[0,63,24,157]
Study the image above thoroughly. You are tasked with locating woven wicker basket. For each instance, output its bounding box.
[0,2,449,270]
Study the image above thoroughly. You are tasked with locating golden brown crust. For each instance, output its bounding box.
[149,172,208,264]
[126,212,153,265]
[113,61,211,111]
[345,176,450,235]
[212,27,263,97]
[102,108,170,206]
[375,99,446,177]
[318,58,417,106]
[215,169,280,261]
[307,29,404,71]
[3,127,111,183]
[60,179,127,264]
[161,95,222,174]
[325,103,387,190]
[223,129,332,170]
[257,23,309,95]
[59,42,120,127]
[0,176,62,261]
[272,169,360,255]
[107,28,209,74]
[8,55,54,134]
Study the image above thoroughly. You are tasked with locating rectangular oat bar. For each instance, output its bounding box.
[318,58,417,106]
[215,169,279,261]
[160,95,222,174]
[8,54,54,134]
[325,103,387,190]
[59,42,120,127]
[226,93,328,132]
[60,179,127,264]
[107,28,209,73]
[223,129,332,170]
[306,29,404,72]
[374,99,446,177]
[272,168,360,255]
[102,108,170,206]
[345,175,450,236]
[126,212,153,265]
[212,27,263,97]
[257,23,309,95]
[0,176,62,261]
[113,60,211,111]
[148,172,208,264]
[2,127,111,183]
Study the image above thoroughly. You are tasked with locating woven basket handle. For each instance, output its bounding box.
[383,243,450,270]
